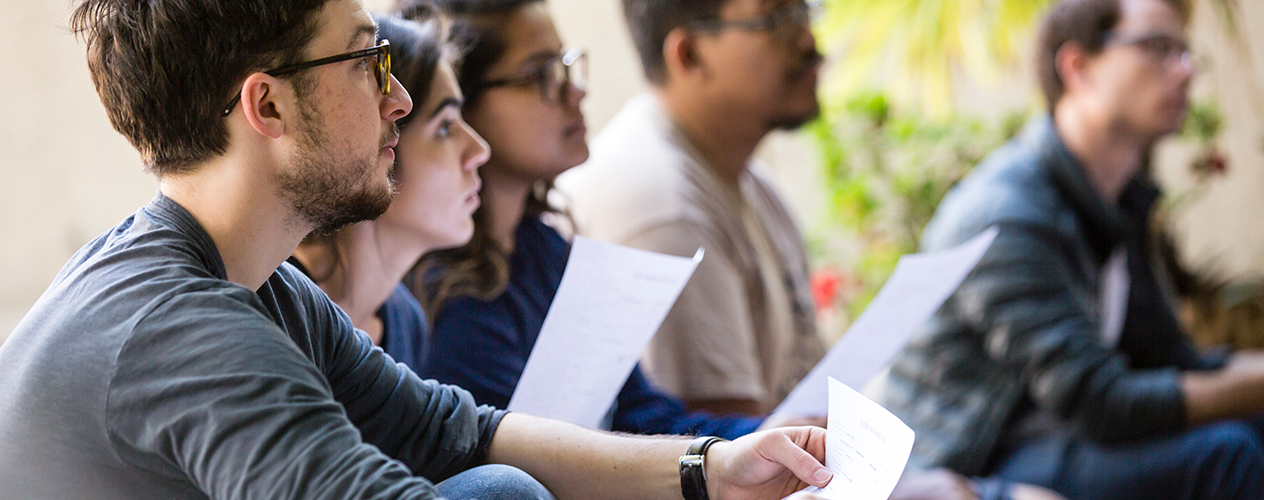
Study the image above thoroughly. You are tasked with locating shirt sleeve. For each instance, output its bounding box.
[107,285,500,500]
[623,221,766,403]
[611,364,764,439]
[959,223,1187,443]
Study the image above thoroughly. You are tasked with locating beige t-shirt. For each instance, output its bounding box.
[556,94,825,409]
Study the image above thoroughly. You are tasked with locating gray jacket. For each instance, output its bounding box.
[877,117,1226,476]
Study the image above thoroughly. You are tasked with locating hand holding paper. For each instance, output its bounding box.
[798,377,915,500]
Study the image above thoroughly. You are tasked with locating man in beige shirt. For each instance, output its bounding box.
[557,0,826,415]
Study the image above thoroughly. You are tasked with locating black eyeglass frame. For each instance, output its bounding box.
[1103,32,1193,68]
[221,39,392,117]
[687,0,822,35]
[470,48,587,105]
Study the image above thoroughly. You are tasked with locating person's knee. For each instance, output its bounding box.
[1185,420,1264,497]
[1196,421,1264,463]
[436,464,555,500]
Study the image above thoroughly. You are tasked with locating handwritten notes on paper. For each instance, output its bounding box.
[507,236,703,429]
[774,227,999,418]
[801,377,915,500]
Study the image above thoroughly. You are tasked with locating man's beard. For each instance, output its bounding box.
[279,99,397,234]
[770,49,824,131]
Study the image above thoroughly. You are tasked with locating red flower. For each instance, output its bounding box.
[811,269,845,311]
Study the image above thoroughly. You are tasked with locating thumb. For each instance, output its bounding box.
[759,430,832,488]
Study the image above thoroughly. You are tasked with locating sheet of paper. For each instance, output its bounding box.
[799,377,915,500]
[774,227,999,418]
[507,236,703,428]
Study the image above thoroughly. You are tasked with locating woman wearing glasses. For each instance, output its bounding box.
[398,0,770,439]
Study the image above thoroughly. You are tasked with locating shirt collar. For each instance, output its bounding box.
[142,191,229,280]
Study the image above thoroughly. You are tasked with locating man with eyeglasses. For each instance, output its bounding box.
[0,0,853,498]
[874,0,1264,498]
[560,0,826,423]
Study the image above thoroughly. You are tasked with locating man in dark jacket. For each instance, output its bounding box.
[878,0,1264,499]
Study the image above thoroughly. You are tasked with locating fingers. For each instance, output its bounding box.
[758,429,832,488]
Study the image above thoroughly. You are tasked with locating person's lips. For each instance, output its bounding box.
[465,179,482,208]
[380,134,399,162]
[564,117,587,138]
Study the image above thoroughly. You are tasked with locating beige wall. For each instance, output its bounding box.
[1,0,155,339]
[4,0,1263,341]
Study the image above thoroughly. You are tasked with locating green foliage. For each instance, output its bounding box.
[1181,99,1223,143]
[815,0,1053,117]
[808,93,1026,319]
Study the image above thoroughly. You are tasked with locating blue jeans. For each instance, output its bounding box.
[992,419,1264,500]
[435,464,556,500]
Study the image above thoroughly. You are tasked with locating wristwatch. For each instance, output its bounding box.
[679,436,726,500]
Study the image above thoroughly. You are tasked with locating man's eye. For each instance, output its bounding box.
[437,121,453,138]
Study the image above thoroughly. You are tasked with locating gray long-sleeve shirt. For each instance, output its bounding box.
[0,194,505,499]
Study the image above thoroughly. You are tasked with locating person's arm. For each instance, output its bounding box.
[957,224,1190,442]
[1182,350,1264,425]
[109,291,448,499]
[486,413,832,500]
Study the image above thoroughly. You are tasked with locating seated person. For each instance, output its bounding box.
[555,0,827,417]
[876,0,1264,499]
[0,2,836,498]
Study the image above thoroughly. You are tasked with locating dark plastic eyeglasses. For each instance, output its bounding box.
[1105,32,1192,68]
[222,39,392,117]
[688,0,823,39]
[472,49,587,105]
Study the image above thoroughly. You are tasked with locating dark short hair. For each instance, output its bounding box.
[1036,0,1189,110]
[375,11,453,128]
[70,0,332,175]
[622,0,727,84]
[399,0,542,107]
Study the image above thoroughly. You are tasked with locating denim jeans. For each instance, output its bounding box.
[992,418,1264,500]
[435,464,556,500]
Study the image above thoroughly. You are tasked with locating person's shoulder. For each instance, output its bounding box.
[922,132,1070,249]
[558,95,687,206]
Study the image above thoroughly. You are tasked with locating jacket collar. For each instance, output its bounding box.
[1028,116,1157,260]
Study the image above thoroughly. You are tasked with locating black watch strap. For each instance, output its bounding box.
[680,436,726,500]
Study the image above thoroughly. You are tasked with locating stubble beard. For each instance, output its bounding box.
[279,97,397,234]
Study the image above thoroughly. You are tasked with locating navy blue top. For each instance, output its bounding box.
[380,284,430,372]
[417,217,763,439]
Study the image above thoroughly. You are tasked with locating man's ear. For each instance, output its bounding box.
[663,27,707,81]
[1055,42,1092,96]
[238,73,292,140]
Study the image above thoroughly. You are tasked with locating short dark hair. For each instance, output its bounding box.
[1036,0,1189,110]
[399,0,542,107]
[70,0,332,175]
[622,0,726,84]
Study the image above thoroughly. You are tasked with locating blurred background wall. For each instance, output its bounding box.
[2,0,1261,344]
